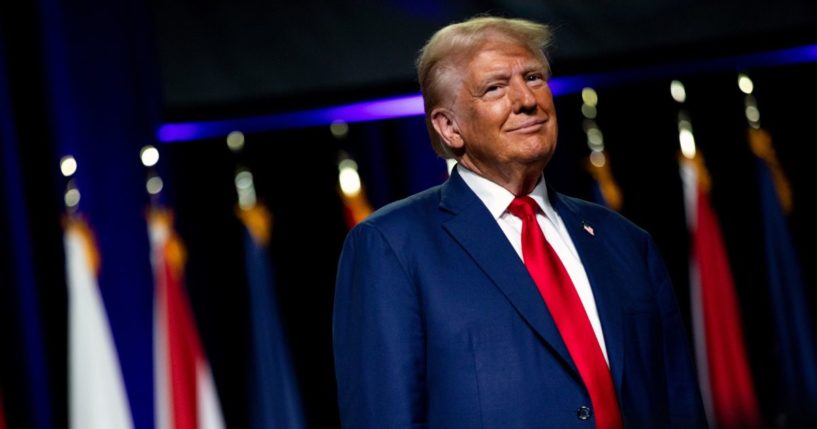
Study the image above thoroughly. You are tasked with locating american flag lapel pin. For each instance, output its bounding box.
[582,222,595,236]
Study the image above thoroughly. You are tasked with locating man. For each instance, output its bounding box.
[333,15,706,429]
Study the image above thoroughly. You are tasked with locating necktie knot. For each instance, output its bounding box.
[508,196,539,221]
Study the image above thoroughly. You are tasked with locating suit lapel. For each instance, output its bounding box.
[440,169,580,378]
[552,192,626,392]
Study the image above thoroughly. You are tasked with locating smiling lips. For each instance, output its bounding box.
[507,117,548,133]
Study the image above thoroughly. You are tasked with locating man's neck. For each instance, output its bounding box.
[456,158,544,196]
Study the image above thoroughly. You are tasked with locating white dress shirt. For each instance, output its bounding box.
[457,165,610,364]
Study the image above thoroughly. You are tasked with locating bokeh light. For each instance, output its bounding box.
[671,80,687,103]
[140,145,159,167]
[60,155,77,177]
[146,176,164,195]
[226,131,245,152]
[679,129,697,159]
[338,159,361,196]
[581,87,598,107]
[738,74,754,94]
[330,120,350,138]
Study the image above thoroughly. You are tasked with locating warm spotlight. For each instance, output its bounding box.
[140,145,159,167]
[671,80,687,103]
[738,74,754,95]
[234,169,257,210]
[60,155,77,177]
[146,176,164,195]
[338,159,361,196]
[589,150,606,168]
[330,120,350,138]
[226,131,245,152]
[679,129,697,159]
[745,105,760,123]
[581,104,597,119]
[65,187,81,208]
[587,128,604,148]
[581,87,598,107]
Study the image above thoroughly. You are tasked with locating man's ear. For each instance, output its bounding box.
[431,108,464,151]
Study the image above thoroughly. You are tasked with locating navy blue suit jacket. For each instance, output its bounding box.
[333,168,706,428]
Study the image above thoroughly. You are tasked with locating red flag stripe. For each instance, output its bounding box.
[152,210,225,429]
[163,255,201,429]
[0,390,7,429]
[694,188,762,428]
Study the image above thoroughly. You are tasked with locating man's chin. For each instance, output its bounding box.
[515,141,555,162]
[528,148,556,168]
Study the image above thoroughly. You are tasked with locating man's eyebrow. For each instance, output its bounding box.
[476,63,547,83]
[470,62,549,92]
[475,71,511,87]
[521,63,548,74]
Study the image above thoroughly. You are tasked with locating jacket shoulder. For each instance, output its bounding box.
[355,184,444,233]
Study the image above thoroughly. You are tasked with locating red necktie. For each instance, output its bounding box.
[508,196,623,429]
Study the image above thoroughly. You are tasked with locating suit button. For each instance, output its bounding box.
[577,405,592,420]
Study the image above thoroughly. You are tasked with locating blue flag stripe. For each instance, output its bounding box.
[244,229,306,429]
[757,158,817,410]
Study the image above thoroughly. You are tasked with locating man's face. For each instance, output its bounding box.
[442,39,558,182]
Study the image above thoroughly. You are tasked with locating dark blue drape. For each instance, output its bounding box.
[37,0,162,427]
[0,32,56,429]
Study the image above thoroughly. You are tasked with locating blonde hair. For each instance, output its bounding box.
[416,16,552,158]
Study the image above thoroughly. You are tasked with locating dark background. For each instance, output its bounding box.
[1,1,816,428]
[153,0,817,112]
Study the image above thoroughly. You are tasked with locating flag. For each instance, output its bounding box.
[336,157,373,228]
[680,153,761,429]
[238,205,306,429]
[585,155,623,211]
[65,216,134,429]
[1,389,7,429]
[149,209,225,429]
[339,189,373,228]
[749,128,817,422]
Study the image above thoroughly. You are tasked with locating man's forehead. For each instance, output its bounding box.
[433,36,548,102]
[465,45,547,75]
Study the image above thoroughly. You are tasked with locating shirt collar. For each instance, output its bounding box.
[456,164,555,219]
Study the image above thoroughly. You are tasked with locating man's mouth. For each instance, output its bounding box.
[507,117,547,133]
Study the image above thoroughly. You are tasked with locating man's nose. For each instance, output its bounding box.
[510,79,537,113]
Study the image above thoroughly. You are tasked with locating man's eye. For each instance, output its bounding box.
[485,85,499,92]
[526,74,544,82]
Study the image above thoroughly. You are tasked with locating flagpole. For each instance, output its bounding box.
[144,144,226,429]
[63,156,135,429]
[674,79,762,429]
[738,72,817,425]
[226,130,307,429]
[579,87,622,211]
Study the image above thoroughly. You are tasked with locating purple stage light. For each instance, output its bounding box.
[158,43,817,143]
[157,94,427,143]
[325,94,425,122]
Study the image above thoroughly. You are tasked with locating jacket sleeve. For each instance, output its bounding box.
[333,223,427,429]
[646,236,709,429]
